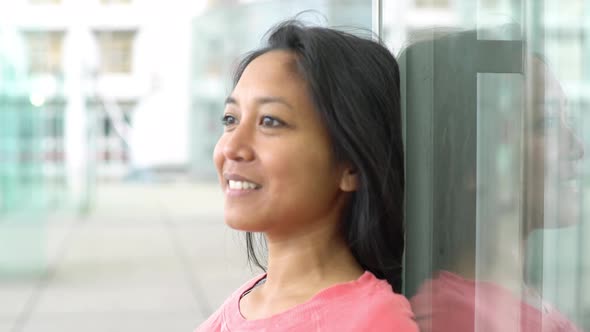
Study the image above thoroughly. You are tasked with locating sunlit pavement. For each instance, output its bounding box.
[0,182,256,332]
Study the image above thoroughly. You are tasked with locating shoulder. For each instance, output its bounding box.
[363,282,418,331]
[359,271,415,314]
[329,272,419,331]
[367,296,418,331]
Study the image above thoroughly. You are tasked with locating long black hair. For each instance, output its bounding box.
[233,20,405,292]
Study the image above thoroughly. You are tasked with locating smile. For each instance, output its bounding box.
[228,180,260,190]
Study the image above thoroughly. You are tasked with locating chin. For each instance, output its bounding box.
[223,217,250,231]
[223,214,265,232]
[554,185,581,228]
[553,203,580,228]
[531,187,581,230]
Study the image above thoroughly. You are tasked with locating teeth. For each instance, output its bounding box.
[228,180,258,190]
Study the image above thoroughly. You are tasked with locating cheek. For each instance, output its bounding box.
[212,137,224,174]
[269,139,337,190]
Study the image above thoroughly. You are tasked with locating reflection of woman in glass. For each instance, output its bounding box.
[403,29,584,332]
[195,21,418,331]
[526,57,584,231]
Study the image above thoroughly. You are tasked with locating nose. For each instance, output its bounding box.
[563,122,585,161]
[221,122,255,162]
[568,128,585,160]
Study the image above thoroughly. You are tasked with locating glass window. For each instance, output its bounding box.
[90,100,134,174]
[23,31,64,74]
[100,0,131,4]
[94,31,136,74]
[28,0,61,4]
[389,0,589,330]
[415,0,450,8]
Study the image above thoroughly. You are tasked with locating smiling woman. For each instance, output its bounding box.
[195,20,417,332]
[217,50,351,238]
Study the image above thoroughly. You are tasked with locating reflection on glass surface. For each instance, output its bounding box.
[395,0,589,330]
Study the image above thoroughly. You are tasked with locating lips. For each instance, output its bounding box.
[223,173,262,190]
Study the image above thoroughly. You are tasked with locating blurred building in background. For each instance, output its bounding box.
[1,0,198,217]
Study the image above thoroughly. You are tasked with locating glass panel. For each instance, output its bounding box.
[475,73,526,331]
[390,0,588,330]
[0,28,47,277]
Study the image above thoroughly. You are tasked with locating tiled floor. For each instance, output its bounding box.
[0,182,256,332]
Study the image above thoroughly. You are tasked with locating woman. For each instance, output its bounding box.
[195,20,417,331]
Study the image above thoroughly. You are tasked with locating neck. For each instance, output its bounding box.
[261,222,364,299]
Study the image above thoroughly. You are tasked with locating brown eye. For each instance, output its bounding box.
[221,114,237,127]
[260,115,285,128]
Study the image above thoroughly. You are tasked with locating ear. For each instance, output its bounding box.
[339,165,359,192]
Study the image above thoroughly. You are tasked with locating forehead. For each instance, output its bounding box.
[531,57,563,98]
[235,50,305,93]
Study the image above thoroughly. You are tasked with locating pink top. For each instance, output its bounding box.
[410,271,582,332]
[195,271,418,331]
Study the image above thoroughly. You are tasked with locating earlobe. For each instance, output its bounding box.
[339,167,359,192]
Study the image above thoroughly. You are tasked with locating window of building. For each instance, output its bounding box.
[480,0,499,9]
[415,0,450,8]
[94,31,136,74]
[28,0,61,4]
[100,0,131,4]
[24,31,64,75]
[92,100,135,168]
[40,102,65,165]
[44,113,64,138]
[102,117,112,137]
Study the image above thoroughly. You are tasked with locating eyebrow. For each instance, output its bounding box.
[224,96,293,111]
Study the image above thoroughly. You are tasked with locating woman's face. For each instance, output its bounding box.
[527,57,585,229]
[213,50,356,235]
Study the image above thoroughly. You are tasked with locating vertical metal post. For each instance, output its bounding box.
[372,0,382,40]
